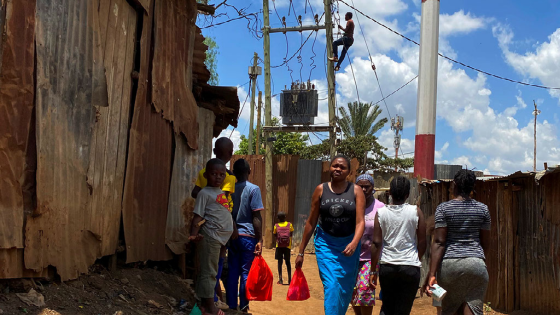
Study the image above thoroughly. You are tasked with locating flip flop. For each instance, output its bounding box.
[277,280,283,285]
[334,66,340,71]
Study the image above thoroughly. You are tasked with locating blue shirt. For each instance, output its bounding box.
[232,181,264,237]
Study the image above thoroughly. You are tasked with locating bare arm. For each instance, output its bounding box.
[342,185,366,256]
[189,214,205,242]
[369,213,382,289]
[423,227,447,295]
[295,184,323,268]
[417,207,427,260]
[253,211,263,254]
[191,186,202,199]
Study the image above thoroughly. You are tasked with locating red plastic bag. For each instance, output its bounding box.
[246,256,273,301]
[286,268,310,301]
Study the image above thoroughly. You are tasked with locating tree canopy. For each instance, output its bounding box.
[339,102,388,137]
[203,36,219,85]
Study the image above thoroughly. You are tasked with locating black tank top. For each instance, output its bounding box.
[318,182,356,237]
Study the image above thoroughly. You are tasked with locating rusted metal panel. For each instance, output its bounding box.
[0,249,48,279]
[272,155,300,225]
[292,160,322,250]
[152,0,199,149]
[86,0,137,258]
[25,0,107,281]
[0,0,36,249]
[166,107,214,255]
[130,0,150,12]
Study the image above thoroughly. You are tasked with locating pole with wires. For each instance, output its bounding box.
[533,100,541,172]
[324,0,336,158]
[263,0,274,249]
[414,0,439,180]
[248,53,261,155]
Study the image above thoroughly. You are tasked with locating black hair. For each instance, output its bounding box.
[215,137,233,150]
[206,158,226,171]
[277,211,286,221]
[331,154,351,168]
[453,169,476,198]
[233,158,250,177]
[390,176,410,203]
[346,12,353,18]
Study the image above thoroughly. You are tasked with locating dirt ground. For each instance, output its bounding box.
[248,249,519,315]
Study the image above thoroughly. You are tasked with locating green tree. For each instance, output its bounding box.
[339,102,388,137]
[203,36,219,85]
[235,118,309,155]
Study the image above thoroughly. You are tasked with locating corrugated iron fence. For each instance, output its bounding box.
[415,170,560,315]
[0,0,238,281]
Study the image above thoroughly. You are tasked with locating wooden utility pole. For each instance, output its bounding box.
[256,91,262,154]
[533,100,541,172]
[263,0,274,249]
[324,0,336,158]
[248,52,260,155]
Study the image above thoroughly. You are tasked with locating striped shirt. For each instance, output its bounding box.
[435,199,491,260]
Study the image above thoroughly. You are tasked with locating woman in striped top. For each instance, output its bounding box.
[424,169,491,315]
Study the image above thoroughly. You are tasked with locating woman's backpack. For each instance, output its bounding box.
[275,223,291,248]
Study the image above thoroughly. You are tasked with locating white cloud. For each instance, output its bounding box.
[493,25,560,99]
[434,142,449,162]
[439,11,488,37]
[451,156,472,167]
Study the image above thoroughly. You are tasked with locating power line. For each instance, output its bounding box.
[200,10,262,30]
[373,75,418,105]
[230,80,252,138]
[374,70,392,119]
[338,0,560,91]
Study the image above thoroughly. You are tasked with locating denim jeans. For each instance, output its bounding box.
[332,36,354,68]
[226,236,258,310]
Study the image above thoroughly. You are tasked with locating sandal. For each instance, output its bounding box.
[334,66,340,71]
[328,56,339,62]
[277,279,283,285]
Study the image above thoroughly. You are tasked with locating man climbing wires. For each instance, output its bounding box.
[329,12,355,71]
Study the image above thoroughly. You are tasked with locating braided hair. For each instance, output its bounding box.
[390,176,410,203]
[453,169,476,198]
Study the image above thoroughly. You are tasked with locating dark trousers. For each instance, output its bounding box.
[332,36,354,67]
[275,247,291,282]
[379,264,421,315]
[226,236,257,310]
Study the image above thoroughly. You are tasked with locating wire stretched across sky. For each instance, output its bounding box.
[338,0,560,91]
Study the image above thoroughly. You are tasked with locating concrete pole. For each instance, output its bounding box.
[256,91,262,154]
[414,0,439,180]
[248,52,258,155]
[263,0,274,249]
[324,0,336,158]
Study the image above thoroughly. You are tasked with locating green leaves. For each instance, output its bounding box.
[203,36,219,86]
[339,102,388,137]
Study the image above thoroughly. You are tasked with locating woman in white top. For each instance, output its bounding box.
[369,176,426,315]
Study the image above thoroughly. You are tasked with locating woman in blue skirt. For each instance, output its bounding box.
[295,155,365,315]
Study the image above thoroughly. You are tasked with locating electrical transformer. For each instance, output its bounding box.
[279,81,319,125]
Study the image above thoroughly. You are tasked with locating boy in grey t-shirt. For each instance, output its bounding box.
[190,159,234,315]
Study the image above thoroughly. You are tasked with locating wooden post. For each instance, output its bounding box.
[533,100,540,172]
[324,0,336,158]
[248,52,259,155]
[256,91,262,154]
[263,0,274,249]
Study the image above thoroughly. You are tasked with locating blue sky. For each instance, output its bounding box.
[199,0,560,175]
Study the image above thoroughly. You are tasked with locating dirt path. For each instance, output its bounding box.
[247,249,515,315]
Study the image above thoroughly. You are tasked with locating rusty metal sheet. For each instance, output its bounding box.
[272,155,300,225]
[86,0,137,258]
[25,0,107,281]
[122,98,174,263]
[166,107,214,255]
[152,0,199,149]
[0,0,36,249]
[0,249,48,279]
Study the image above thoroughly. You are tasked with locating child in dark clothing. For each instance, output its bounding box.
[273,212,293,285]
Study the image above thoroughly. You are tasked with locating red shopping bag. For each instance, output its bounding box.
[286,268,310,301]
[246,256,273,301]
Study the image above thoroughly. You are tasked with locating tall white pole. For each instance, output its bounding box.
[414,0,439,180]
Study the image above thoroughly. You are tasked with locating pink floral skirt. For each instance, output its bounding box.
[351,261,377,307]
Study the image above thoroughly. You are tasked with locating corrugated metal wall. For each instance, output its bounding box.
[292,160,323,249]
[415,171,560,314]
[434,164,462,180]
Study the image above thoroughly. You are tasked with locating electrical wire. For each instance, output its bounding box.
[373,75,418,105]
[230,80,252,138]
[200,11,262,29]
[338,0,560,91]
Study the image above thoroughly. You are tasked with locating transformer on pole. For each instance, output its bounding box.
[414,0,440,180]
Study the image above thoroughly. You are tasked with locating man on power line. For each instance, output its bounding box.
[328,12,355,71]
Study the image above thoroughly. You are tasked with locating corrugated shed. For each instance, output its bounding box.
[166,107,214,255]
[433,164,462,180]
[152,0,199,149]
[292,160,322,250]
[0,0,35,249]
[86,0,137,258]
[25,0,108,281]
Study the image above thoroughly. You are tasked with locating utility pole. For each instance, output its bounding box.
[533,100,541,172]
[248,52,261,155]
[256,91,262,154]
[414,0,439,180]
[391,116,404,172]
[263,0,274,249]
[324,0,336,158]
